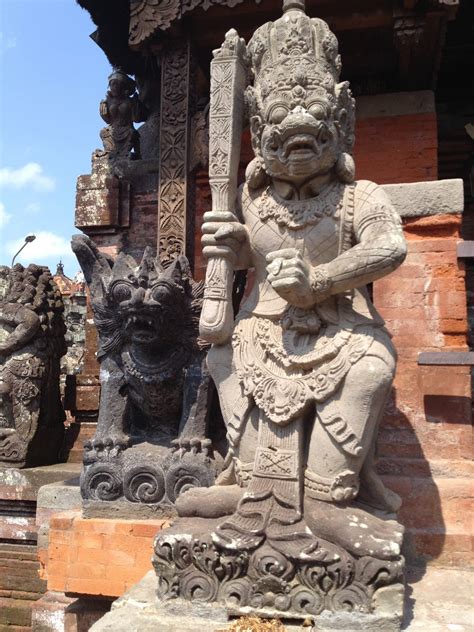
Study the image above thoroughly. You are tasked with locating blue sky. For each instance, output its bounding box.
[0,0,112,277]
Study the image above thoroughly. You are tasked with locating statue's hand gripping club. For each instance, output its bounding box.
[199,30,248,345]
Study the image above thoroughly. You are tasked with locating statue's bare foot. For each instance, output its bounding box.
[84,433,131,460]
[176,484,243,518]
[358,466,402,513]
[171,437,212,457]
[304,497,404,560]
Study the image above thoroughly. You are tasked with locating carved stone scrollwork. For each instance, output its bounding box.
[157,39,196,266]
[123,465,166,503]
[153,529,404,618]
[81,462,123,502]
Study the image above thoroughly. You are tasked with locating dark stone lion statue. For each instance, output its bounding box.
[71,235,223,508]
[0,264,66,468]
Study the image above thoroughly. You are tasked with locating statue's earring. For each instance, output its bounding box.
[335,152,355,183]
[245,156,268,189]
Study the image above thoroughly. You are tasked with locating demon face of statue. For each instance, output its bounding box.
[246,8,356,186]
[259,100,341,182]
[106,260,191,352]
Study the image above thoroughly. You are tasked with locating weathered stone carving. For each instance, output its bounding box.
[154,1,408,626]
[99,70,146,163]
[129,0,262,47]
[71,235,222,509]
[157,39,196,266]
[0,264,66,468]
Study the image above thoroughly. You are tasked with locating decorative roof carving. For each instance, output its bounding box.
[129,0,261,47]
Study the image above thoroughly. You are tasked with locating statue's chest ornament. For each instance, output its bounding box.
[258,182,344,230]
[122,347,189,384]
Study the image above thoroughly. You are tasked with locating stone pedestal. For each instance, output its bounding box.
[0,464,81,631]
[151,518,404,629]
[89,570,404,632]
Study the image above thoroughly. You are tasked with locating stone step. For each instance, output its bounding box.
[0,597,38,627]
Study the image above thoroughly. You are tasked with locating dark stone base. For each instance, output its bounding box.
[89,571,403,632]
[152,518,405,627]
[81,442,223,517]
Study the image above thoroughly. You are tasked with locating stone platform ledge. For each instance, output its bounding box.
[0,464,81,543]
[44,510,171,598]
[0,463,81,502]
[382,179,463,219]
[31,590,111,632]
[89,566,474,632]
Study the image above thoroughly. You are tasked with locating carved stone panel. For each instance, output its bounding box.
[157,39,196,266]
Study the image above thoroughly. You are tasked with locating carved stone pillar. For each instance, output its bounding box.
[157,38,196,267]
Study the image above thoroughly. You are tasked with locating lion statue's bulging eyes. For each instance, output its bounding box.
[151,284,171,303]
[111,282,133,303]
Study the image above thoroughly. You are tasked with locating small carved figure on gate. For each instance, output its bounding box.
[99,70,144,162]
[0,264,66,467]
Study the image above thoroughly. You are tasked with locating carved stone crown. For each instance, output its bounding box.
[246,0,355,152]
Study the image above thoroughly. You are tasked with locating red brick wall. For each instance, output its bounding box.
[375,214,472,566]
[43,512,169,598]
[354,113,438,184]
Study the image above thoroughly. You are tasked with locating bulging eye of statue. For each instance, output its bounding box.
[151,284,171,303]
[111,282,133,303]
[267,104,289,125]
[308,102,328,121]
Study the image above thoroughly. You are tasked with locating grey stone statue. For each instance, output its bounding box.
[99,70,145,162]
[71,235,223,510]
[0,264,66,468]
[154,1,408,626]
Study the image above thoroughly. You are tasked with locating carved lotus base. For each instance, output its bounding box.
[153,518,405,627]
[81,443,223,517]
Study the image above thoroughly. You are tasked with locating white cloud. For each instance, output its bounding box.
[0,32,16,55]
[7,232,72,262]
[0,203,11,228]
[0,163,55,192]
[25,202,41,214]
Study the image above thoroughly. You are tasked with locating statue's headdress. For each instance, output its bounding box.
[246,0,355,157]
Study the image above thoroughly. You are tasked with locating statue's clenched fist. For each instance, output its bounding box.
[266,249,314,308]
[201,211,248,262]
[266,249,332,308]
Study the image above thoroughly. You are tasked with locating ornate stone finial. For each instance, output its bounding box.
[283,0,306,12]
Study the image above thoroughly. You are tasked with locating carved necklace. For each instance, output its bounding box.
[258,182,344,230]
[122,346,190,383]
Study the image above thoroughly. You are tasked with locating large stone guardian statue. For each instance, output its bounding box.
[154,1,408,627]
[0,264,66,467]
[72,235,223,513]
